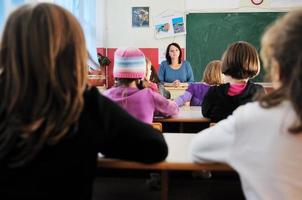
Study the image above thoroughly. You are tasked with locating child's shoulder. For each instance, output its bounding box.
[210,83,228,90]
[160,60,168,65]
[188,82,209,89]
[205,83,229,96]
[247,81,265,92]
[182,60,191,66]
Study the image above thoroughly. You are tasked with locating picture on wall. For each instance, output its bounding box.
[155,20,173,38]
[132,7,149,27]
[172,17,185,34]
[154,15,186,39]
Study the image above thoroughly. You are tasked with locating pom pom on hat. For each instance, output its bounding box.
[113,47,146,79]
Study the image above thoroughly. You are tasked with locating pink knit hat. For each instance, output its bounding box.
[113,47,146,79]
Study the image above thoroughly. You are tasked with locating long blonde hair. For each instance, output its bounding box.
[0,3,87,166]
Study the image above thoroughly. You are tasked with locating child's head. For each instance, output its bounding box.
[0,3,87,112]
[144,57,161,83]
[113,47,146,87]
[261,11,302,90]
[221,41,260,80]
[260,9,302,133]
[0,3,87,151]
[0,3,87,93]
[202,60,223,85]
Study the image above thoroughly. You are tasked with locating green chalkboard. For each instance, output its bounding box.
[186,12,283,82]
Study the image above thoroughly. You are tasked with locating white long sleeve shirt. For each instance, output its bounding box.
[189,101,302,200]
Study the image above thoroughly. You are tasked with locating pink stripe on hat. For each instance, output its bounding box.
[113,47,146,79]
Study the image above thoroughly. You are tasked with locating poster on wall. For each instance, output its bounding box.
[154,15,186,39]
[132,7,149,27]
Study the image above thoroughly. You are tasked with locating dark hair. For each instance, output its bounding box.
[115,78,145,90]
[150,65,161,83]
[221,41,260,79]
[165,43,182,65]
[259,9,302,134]
[0,3,87,166]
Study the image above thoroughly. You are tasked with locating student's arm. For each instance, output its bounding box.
[157,83,171,99]
[158,62,166,82]
[174,91,192,106]
[152,91,179,117]
[185,61,194,82]
[189,111,237,163]
[90,87,168,163]
[174,85,193,106]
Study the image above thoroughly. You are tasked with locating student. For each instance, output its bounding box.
[103,47,179,124]
[144,57,171,99]
[174,60,223,106]
[0,3,168,200]
[190,9,302,199]
[143,57,160,92]
[202,41,264,122]
[158,42,194,87]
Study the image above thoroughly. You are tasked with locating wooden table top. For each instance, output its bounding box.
[98,133,231,171]
[153,106,210,123]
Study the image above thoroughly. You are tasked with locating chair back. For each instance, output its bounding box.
[152,122,162,132]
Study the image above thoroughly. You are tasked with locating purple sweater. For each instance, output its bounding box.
[103,86,179,124]
[175,83,210,106]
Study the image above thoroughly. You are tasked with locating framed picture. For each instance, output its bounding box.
[154,15,186,39]
[172,16,185,34]
[132,7,149,27]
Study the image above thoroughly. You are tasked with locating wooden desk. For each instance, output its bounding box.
[98,133,232,200]
[255,82,274,93]
[164,86,187,100]
[153,106,210,132]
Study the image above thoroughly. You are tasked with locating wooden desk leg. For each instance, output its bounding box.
[161,171,168,200]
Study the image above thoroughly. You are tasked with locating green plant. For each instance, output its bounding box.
[97,53,111,67]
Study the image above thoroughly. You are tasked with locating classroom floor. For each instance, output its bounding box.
[93,170,245,200]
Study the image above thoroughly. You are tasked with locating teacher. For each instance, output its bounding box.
[158,42,194,87]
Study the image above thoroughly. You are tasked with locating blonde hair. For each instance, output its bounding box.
[202,60,223,85]
[259,9,302,133]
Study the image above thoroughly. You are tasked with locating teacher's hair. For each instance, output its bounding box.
[165,42,182,64]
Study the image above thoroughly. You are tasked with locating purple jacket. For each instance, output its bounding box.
[175,83,210,106]
[103,86,179,124]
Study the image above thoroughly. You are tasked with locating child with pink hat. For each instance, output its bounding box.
[103,47,179,124]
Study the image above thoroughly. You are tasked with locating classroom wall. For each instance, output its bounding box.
[96,0,298,50]
[96,0,187,87]
[104,0,186,50]
[95,0,301,87]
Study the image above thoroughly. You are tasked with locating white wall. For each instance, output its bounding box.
[103,0,186,49]
[96,0,106,47]
[96,0,301,50]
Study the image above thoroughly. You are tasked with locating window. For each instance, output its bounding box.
[0,0,25,34]
[55,0,98,68]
